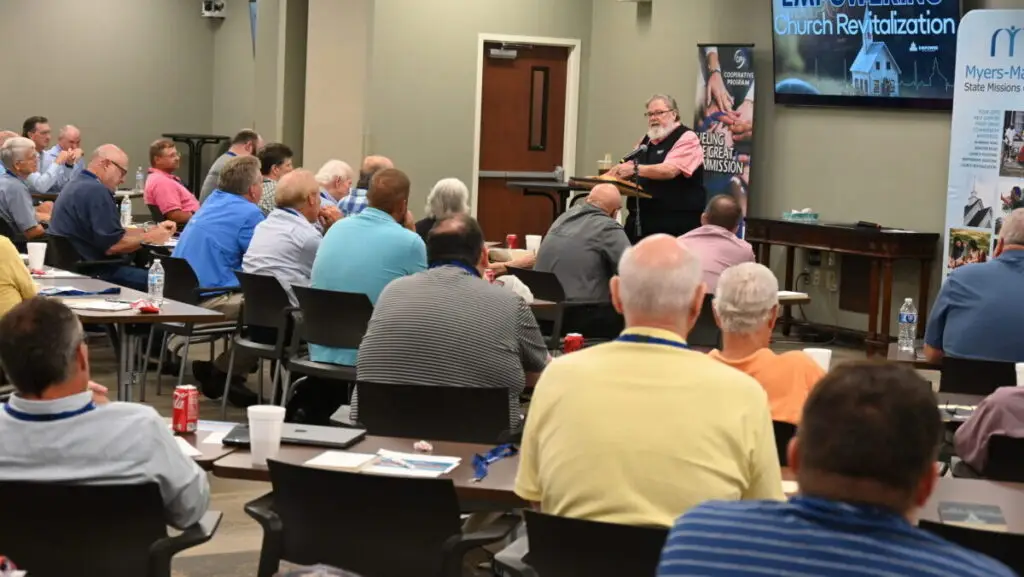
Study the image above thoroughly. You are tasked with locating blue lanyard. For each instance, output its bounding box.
[280,207,302,218]
[4,169,16,179]
[429,260,481,278]
[226,151,237,157]
[616,333,690,350]
[472,443,518,481]
[3,401,96,422]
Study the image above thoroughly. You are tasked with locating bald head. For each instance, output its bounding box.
[366,168,411,221]
[427,213,486,269]
[88,144,128,191]
[703,194,743,232]
[611,234,706,334]
[587,183,622,215]
[0,131,18,149]
[58,125,80,145]
[357,155,394,189]
[275,169,318,208]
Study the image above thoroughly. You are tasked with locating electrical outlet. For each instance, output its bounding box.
[827,253,835,267]
[826,271,838,292]
[812,270,821,287]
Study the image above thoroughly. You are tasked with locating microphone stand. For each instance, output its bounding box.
[632,160,641,240]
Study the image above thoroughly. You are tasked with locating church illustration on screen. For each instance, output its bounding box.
[849,7,901,96]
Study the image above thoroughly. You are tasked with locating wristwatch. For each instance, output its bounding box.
[709,67,722,76]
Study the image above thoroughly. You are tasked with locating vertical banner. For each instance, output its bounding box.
[693,44,756,237]
[943,10,1024,277]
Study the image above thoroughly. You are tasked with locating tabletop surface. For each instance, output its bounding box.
[178,429,237,470]
[36,276,225,324]
[506,180,584,192]
[887,343,940,368]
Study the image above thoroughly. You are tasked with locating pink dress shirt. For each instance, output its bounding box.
[678,224,755,292]
[954,387,1024,473]
[144,168,200,216]
[651,126,704,177]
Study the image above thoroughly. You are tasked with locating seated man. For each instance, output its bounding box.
[39,125,85,192]
[516,235,782,527]
[355,214,549,430]
[925,208,1024,363]
[199,129,262,203]
[338,155,393,217]
[0,137,53,243]
[677,194,754,292]
[311,168,426,367]
[708,262,824,424]
[314,159,354,209]
[659,362,1014,577]
[22,116,79,194]
[256,143,295,215]
[0,235,37,316]
[173,155,265,403]
[144,139,199,226]
[0,297,210,529]
[243,169,341,304]
[954,387,1024,474]
[48,145,175,291]
[534,182,630,338]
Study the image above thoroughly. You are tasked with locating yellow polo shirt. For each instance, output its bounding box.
[0,236,35,316]
[515,327,783,527]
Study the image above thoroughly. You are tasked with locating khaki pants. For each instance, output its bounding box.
[167,293,257,375]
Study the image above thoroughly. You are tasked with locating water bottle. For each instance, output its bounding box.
[134,166,145,193]
[898,298,917,352]
[148,259,165,306]
[120,196,132,227]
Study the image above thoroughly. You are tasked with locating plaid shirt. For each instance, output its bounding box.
[337,188,369,217]
[258,179,278,215]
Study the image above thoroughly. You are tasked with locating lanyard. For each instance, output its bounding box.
[3,401,96,422]
[472,443,518,482]
[615,333,690,350]
[429,260,481,278]
[280,207,302,218]
[226,151,237,157]
[3,169,16,179]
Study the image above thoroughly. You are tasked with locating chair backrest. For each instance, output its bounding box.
[160,257,202,305]
[356,381,511,443]
[772,420,797,466]
[266,459,463,577]
[508,267,565,302]
[235,271,294,330]
[0,481,168,577]
[147,204,164,222]
[688,293,721,348]
[0,218,25,252]
[522,510,668,577]
[919,520,1024,574]
[292,286,373,349]
[984,435,1024,482]
[45,234,83,270]
[939,357,1014,395]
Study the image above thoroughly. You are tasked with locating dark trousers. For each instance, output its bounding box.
[563,303,624,340]
[625,209,702,243]
[97,265,149,292]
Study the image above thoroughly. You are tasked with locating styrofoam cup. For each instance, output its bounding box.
[26,242,46,271]
[248,405,286,466]
[526,235,542,253]
[803,348,832,372]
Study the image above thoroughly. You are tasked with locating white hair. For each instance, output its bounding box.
[617,244,702,318]
[425,178,470,219]
[713,263,779,334]
[1001,208,1024,246]
[0,137,36,171]
[314,160,353,187]
[646,93,679,112]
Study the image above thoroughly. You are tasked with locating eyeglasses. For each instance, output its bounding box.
[105,158,128,178]
[644,109,675,118]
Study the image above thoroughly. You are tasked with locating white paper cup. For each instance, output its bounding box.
[525,235,542,253]
[1016,363,1024,386]
[26,242,46,271]
[803,348,832,372]
[247,405,286,466]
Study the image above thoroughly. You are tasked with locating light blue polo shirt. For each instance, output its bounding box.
[172,189,264,289]
[310,207,426,366]
[925,250,1024,362]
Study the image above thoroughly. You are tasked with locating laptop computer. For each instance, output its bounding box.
[222,423,367,450]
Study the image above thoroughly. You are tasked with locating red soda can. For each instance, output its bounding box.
[172,385,199,433]
[506,234,518,249]
[484,268,496,283]
[563,333,584,353]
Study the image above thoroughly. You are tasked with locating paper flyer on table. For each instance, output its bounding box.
[175,436,202,457]
[362,450,461,478]
[305,451,376,470]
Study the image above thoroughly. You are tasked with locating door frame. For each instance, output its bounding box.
[470,33,582,217]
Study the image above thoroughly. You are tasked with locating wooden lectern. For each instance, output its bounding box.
[569,176,651,199]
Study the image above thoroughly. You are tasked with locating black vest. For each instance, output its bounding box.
[629,124,706,213]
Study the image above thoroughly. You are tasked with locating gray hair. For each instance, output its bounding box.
[1001,208,1024,246]
[713,263,779,334]
[0,136,36,171]
[646,93,679,113]
[617,243,702,318]
[217,155,262,195]
[425,178,470,219]
[314,160,353,187]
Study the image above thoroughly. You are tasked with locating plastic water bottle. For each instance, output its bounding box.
[148,259,165,306]
[134,166,145,193]
[898,298,917,352]
[120,196,132,227]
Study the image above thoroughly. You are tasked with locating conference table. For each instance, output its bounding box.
[887,342,940,369]
[32,189,143,204]
[172,420,238,471]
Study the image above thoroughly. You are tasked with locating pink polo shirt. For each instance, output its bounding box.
[644,124,704,177]
[144,168,199,216]
[678,224,755,292]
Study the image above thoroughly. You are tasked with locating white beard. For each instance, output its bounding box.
[646,124,673,141]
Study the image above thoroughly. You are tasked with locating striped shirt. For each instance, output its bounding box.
[658,497,1015,577]
[354,265,549,429]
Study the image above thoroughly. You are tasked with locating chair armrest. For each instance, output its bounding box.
[244,492,286,577]
[149,510,222,574]
[244,492,282,533]
[442,514,520,577]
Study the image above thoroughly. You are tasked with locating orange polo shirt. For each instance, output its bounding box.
[708,349,825,425]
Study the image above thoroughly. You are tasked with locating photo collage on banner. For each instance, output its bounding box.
[944,10,1024,276]
[693,44,756,237]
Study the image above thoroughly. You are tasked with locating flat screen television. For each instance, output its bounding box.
[771,0,962,110]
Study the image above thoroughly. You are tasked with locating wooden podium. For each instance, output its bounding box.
[569,176,650,199]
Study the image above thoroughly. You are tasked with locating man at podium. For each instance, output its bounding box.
[608,94,706,243]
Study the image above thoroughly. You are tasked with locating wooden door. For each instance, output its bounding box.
[477,43,569,241]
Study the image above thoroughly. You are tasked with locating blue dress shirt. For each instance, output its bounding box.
[172,190,265,289]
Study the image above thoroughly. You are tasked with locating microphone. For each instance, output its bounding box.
[620,144,648,163]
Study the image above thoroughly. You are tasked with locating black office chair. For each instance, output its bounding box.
[245,460,518,577]
[954,435,1024,482]
[520,510,668,577]
[508,266,565,350]
[939,357,1015,395]
[920,519,1024,574]
[773,420,797,467]
[44,233,123,274]
[689,293,722,348]
[286,286,373,388]
[0,217,25,252]
[0,481,221,577]
[147,204,164,222]
[356,381,512,444]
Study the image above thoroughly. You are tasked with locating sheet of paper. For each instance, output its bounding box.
[39,285,80,294]
[64,299,132,311]
[201,431,228,445]
[777,291,809,298]
[368,449,461,477]
[781,480,799,494]
[305,451,376,469]
[362,465,451,478]
[938,502,1008,532]
[32,269,85,279]
[175,436,202,457]
[197,420,238,433]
